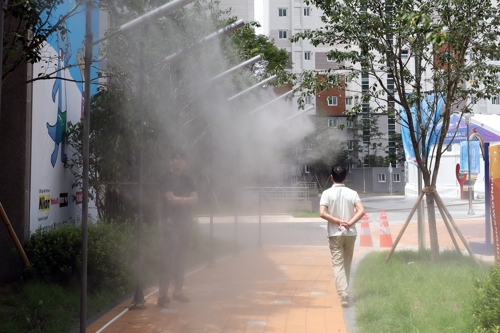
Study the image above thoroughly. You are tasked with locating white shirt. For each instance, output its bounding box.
[320,184,361,237]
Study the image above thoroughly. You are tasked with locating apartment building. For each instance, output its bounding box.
[214,0,255,22]
[262,0,395,172]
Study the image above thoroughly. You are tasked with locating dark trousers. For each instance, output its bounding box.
[158,221,192,297]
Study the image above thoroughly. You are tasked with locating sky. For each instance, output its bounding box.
[254,0,263,34]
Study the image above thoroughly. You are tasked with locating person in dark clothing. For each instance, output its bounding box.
[157,150,198,306]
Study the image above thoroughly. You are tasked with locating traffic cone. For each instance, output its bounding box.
[379,210,393,248]
[359,213,373,247]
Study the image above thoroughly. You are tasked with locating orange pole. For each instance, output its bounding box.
[0,203,30,266]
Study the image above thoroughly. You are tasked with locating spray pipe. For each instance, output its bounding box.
[179,56,267,139]
[247,90,293,115]
[178,57,265,120]
[282,106,314,122]
[93,0,197,45]
[227,75,277,101]
[152,19,245,69]
[207,55,261,83]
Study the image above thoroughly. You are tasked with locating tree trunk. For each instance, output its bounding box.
[426,192,440,261]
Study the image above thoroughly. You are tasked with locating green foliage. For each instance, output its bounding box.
[0,280,130,333]
[24,221,136,290]
[230,21,291,82]
[4,0,94,84]
[65,86,143,221]
[472,265,500,332]
[22,218,230,290]
[354,250,487,333]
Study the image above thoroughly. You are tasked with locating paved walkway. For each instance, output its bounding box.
[85,216,493,333]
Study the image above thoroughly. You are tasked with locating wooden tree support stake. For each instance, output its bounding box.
[435,196,462,254]
[434,192,481,267]
[385,189,481,268]
[0,202,30,266]
[385,191,425,263]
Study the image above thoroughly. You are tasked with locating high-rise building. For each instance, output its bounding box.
[262,0,392,171]
[214,0,255,23]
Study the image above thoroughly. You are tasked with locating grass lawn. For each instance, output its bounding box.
[290,210,320,218]
[353,250,490,333]
[0,280,129,333]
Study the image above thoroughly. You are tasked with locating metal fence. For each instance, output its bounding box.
[243,187,309,202]
[293,182,317,190]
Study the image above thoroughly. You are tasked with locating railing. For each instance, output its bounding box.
[243,187,309,202]
[293,182,317,190]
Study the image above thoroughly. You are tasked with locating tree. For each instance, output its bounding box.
[2,0,87,85]
[292,0,500,261]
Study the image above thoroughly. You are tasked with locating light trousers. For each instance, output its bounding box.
[328,235,356,297]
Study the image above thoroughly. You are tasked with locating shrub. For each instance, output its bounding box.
[24,221,137,290]
[472,265,500,332]
[23,218,233,291]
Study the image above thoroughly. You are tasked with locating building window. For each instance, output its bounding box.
[492,96,500,105]
[328,74,338,84]
[347,140,354,151]
[303,7,310,16]
[279,30,288,39]
[327,54,335,62]
[346,119,353,128]
[401,49,409,59]
[278,8,287,16]
[328,118,339,128]
[305,165,311,173]
[378,173,386,182]
[471,96,477,104]
[304,51,311,60]
[393,173,401,182]
[346,97,353,105]
[327,96,338,106]
[304,95,312,104]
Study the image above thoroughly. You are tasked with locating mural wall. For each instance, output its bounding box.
[30,2,100,232]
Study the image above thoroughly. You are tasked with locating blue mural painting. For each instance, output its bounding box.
[43,2,99,167]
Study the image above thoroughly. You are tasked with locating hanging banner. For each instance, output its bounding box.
[30,2,99,233]
[400,93,444,166]
[489,144,500,262]
[460,141,481,175]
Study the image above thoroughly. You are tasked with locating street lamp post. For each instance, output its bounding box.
[466,114,475,215]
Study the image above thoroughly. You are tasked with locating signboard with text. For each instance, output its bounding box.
[460,141,481,175]
[489,144,500,262]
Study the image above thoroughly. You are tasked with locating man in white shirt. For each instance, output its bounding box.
[319,166,365,307]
